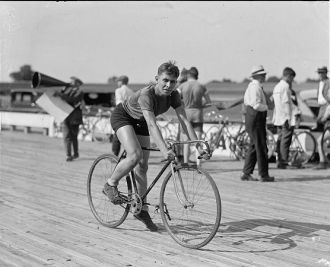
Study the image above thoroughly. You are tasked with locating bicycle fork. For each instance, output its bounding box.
[170,163,194,209]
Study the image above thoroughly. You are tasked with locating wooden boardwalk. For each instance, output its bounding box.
[0,131,329,267]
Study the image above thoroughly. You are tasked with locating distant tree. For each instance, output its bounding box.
[208,80,222,84]
[305,78,318,83]
[9,64,34,81]
[107,76,117,83]
[242,78,251,83]
[266,76,280,82]
[222,78,233,83]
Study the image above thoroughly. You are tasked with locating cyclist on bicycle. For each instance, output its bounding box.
[103,61,210,231]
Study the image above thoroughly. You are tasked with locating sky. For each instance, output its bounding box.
[0,1,329,84]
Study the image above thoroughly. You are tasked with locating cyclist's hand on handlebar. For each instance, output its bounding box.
[197,147,212,160]
[165,149,176,162]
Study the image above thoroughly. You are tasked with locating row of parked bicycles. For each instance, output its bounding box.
[55,106,329,166]
[53,106,113,142]
[158,111,330,167]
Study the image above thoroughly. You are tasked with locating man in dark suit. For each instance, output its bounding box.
[55,77,84,161]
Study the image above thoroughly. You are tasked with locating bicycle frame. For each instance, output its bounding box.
[212,121,244,150]
[116,147,175,206]
[116,140,209,207]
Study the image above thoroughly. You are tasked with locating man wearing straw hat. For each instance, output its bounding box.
[241,65,274,182]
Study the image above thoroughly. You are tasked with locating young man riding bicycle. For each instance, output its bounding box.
[103,61,210,231]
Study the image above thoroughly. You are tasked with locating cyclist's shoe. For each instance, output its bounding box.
[134,210,158,232]
[103,183,126,205]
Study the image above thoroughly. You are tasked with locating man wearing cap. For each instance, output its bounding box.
[112,75,134,156]
[314,66,330,169]
[241,65,274,182]
[54,77,84,161]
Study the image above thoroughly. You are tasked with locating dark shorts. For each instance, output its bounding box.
[191,122,203,132]
[110,103,149,136]
[180,121,203,133]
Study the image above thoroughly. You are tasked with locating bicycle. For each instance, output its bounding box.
[320,125,330,163]
[91,108,113,143]
[79,106,113,142]
[87,140,221,249]
[203,114,275,160]
[287,128,316,165]
[156,115,178,141]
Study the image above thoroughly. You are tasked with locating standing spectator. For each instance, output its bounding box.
[177,67,211,165]
[314,66,330,169]
[112,75,134,156]
[241,65,274,182]
[54,77,84,162]
[272,67,301,169]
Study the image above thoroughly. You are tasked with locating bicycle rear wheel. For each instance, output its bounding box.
[321,126,330,163]
[289,131,316,165]
[238,129,275,160]
[87,154,132,228]
[92,117,112,143]
[159,164,221,249]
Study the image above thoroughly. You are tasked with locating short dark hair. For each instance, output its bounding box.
[188,67,199,79]
[283,67,296,78]
[157,61,180,78]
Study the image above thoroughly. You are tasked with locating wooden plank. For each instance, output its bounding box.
[0,131,330,266]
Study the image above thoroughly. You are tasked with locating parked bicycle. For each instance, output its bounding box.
[287,128,316,165]
[79,106,113,143]
[156,115,178,141]
[320,125,330,164]
[203,114,275,160]
[87,140,221,249]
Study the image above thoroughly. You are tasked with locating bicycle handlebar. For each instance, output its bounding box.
[166,139,212,157]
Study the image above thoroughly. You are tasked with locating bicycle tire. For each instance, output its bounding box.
[159,164,221,249]
[321,126,330,163]
[266,129,276,159]
[233,131,250,160]
[203,126,219,142]
[289,131,316,165]
[87,154,132,228]
[238,129,275,160]
[91,117,112,143]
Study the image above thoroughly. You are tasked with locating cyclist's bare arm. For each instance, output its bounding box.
[175,106,198,141]
[142,110,173,158]
[203,90,212,107]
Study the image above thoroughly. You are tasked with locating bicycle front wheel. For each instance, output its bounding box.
[159,164,221,249]
[321,126,330,163]
[87,154,132,228]
[289,131,316,165]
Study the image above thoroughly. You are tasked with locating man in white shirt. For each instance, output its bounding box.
[272,67,300,169]
[314,66,330,169]
[241,65,274,182]
[112,75,134,156]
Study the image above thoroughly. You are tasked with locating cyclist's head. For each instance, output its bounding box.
[155,61,179,96]
[157,61,180,79]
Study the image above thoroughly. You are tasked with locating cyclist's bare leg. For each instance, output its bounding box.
[107,125,143,186]
[134,135,150,211]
